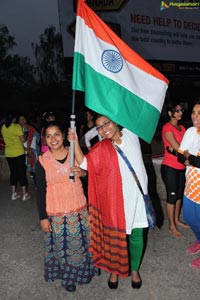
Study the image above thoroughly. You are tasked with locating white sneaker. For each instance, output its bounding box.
[22,193,31,201]
[11,192,21,200]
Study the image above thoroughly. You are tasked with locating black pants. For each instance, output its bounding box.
[6,155,27,186]
[161,164,185,204]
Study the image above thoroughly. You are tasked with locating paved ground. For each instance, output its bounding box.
[0,177,199,300]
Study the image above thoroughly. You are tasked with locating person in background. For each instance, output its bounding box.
[28,119,41,183]
[79,108,96,137]
[35,121,99,293]
[18,115,29,145]
[84,126,102,152]
[178,100,200,269]
[40,111,55,153]
[1,112,31,201]
[78,108,102,197]
[161,102,188,238]
[19,114,40,183]
[68,115,149,289]
[79,108,99,154]
[18,115,29,169]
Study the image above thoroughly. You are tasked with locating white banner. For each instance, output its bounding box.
[58,0,200,62]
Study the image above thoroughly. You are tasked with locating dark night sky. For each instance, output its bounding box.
[0,0,60,62]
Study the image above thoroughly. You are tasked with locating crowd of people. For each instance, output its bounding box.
[1,101,200,294]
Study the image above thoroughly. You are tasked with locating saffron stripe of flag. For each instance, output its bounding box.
[72,0,169,143]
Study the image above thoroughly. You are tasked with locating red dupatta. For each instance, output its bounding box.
[86,139,129,277]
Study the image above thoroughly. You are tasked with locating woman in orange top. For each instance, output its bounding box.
[35,121,99,293]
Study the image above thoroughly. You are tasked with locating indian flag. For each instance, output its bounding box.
[72,0,169,143]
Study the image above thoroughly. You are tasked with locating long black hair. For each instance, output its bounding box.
[166,102,182,119]
[4,113,18,128]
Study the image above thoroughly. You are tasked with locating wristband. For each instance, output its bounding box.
[166,146,177,156]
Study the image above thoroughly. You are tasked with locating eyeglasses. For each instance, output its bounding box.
[174,109,184,113]
[96,120,111,132]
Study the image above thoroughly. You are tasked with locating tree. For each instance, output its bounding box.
[32,26,66,86]
[0,24,16,60]
[3,54,35,88]
[0,24,35,90]
[0,24,36,112]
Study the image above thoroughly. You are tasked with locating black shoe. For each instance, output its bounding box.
[108,274,118,289]
[131,275,142,289]
[65,285,76,292]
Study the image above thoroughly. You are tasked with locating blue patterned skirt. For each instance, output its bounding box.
[44,207,100,289]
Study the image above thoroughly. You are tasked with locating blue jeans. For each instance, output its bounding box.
[183,196,200,242]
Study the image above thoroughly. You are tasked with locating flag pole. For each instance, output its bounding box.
[69,0,79,182]
[69,89,76,182]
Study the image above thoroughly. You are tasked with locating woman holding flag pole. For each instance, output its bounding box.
[68,0,168,289]
[68,114,150,289]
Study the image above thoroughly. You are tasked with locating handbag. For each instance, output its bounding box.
[114,144,156,229]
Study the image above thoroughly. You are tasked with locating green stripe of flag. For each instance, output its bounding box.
[73,52,159,143]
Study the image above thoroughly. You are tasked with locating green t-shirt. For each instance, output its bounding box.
[1,123,25,157]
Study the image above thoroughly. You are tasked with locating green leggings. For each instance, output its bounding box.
[128,228,144,271]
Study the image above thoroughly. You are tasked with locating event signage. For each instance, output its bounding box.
[57,0,200,75]
[73,0,128,11]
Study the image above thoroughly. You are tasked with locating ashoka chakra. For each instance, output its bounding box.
[101,50,123,73]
